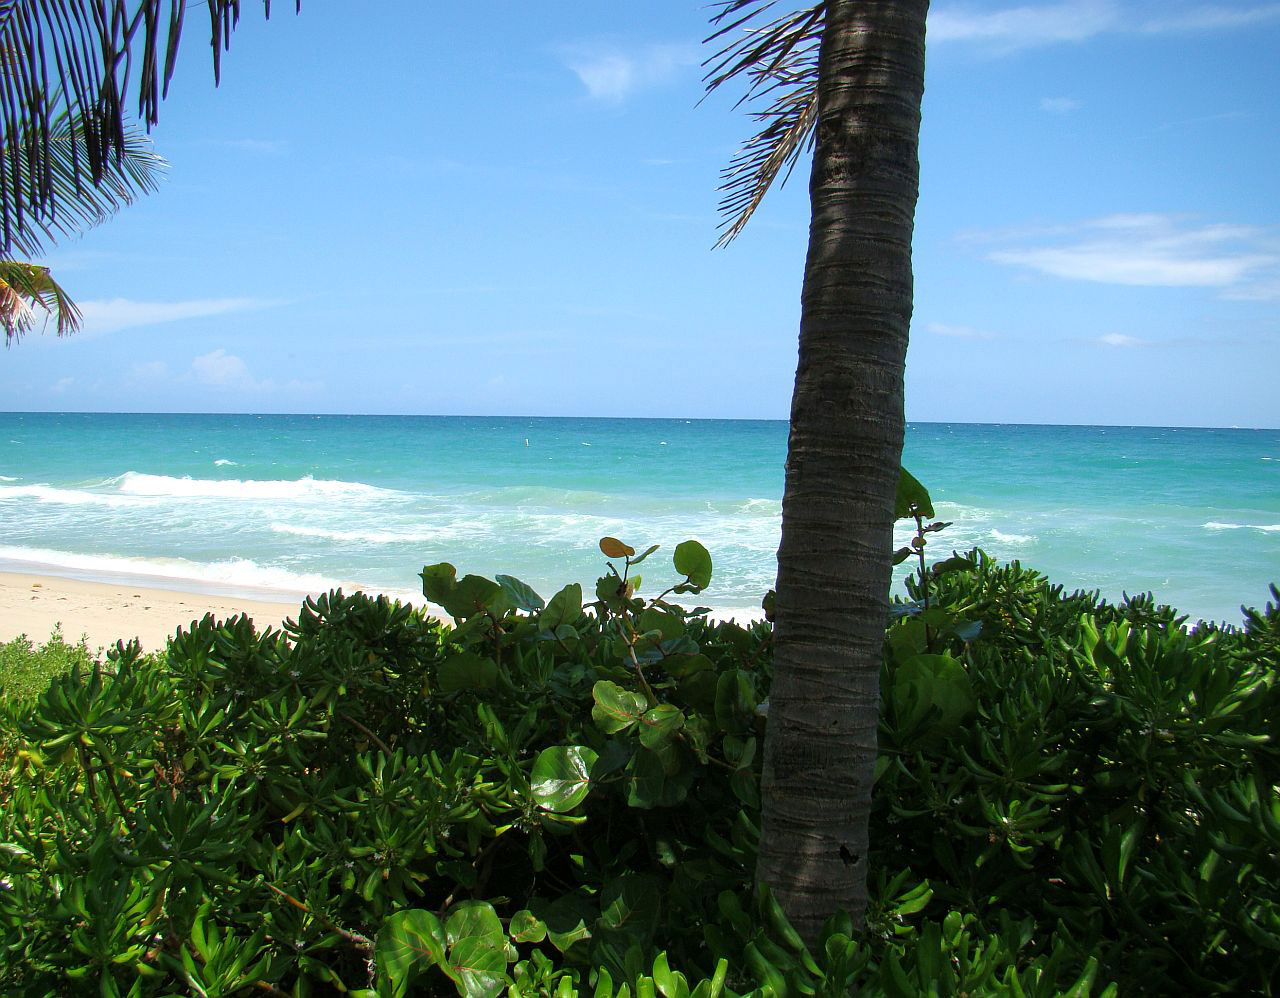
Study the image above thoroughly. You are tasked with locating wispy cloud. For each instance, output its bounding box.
[929,0,1121,51]
[1097,332,1152,347]
[77,297,280,336]
[927,322,1000,339]
[1040,96,1082,113]
[560,42,698,102]
[929,0,1280,54]
[979,214,1280,297]
[1140,3,1280,33]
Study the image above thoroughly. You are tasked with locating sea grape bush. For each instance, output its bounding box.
[1,489,1278,995]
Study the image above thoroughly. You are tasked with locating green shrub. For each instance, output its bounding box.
[1,531,1276,996]
[0,628,96,707]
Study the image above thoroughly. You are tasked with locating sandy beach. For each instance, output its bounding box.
[0,572,302,653]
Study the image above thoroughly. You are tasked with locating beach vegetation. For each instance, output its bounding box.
[0,627,95,706]
[3,519,1278,995]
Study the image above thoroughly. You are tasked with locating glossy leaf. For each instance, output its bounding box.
[531,745,600,812]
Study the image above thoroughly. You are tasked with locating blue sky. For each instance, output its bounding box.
[3,0,1278,427]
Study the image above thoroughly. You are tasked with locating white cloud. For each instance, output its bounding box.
[1040,96,1082,113]
[927,322,999,339]
[50,376,74,394]
[1140,3,1280,33]
[981,214,1280,296]
[190,349,271,391]
[929,0,1280,53]
[1097,333,1152,347]
[561,42,698,102]
[929,0,1121,50]
[77,297,278,336]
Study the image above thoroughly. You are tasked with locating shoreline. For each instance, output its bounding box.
[0,571,303,653]
[0,569,768,656]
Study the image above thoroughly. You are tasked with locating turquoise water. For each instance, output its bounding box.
[0,413,1276,624]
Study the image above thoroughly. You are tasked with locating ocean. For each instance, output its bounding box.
[1,413,1276,625]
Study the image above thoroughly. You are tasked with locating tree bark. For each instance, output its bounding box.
[756,0,929,947]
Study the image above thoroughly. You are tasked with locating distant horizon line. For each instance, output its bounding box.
[3,411,1278,432]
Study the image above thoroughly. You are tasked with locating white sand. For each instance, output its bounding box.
[0,571,301,653]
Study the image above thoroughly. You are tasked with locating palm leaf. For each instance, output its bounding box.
[704,0,825,246]
[0,257,79,343]
[0,0,295,254]
[8,107,165,257]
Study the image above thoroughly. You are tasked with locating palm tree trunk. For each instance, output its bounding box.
[757,0,929,947]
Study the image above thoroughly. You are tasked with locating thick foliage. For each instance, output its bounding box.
[1,525,1276,996]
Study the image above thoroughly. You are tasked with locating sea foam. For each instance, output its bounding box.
[0,545,340,597]
[112,472,395,502]
[1203,521,1280,533]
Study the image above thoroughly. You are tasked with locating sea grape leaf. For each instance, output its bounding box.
[531,745,600,812]
[531,894,595,954]
[895,467,934,520]
[445,575,502,619]
[637,608,685,642]
[600,537,636,559]
[638,704,685,750]
[673,541,712,592]
[592,681,647,734]
[421,563,458,607]
[377,909,447,993]
[630,543,660,565]
[540,583,583,630]
[893,653,975,733]
[508,910,546,944]
[444,902,509,998]
[495,575,544,613]
[714,670,757,733]
[598,874,661,940]
[438,652,499,694]
[625,748,667,809]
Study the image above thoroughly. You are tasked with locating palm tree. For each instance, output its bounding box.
[708,0,930,945]
[0,2,273,341]
[0,1,289,255]
[1,109,164,343]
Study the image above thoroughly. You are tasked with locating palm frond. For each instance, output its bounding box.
[704,0,825,246]
[7,108,165,257]
[0,1,295,254]
[0,258,80,344]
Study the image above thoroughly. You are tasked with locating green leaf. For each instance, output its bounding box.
[672,541,713,592]
[592,681,648,734]
[509,910,547,944]
[895,467,934,520]
[630,544,661,566]
[438,652,499,694]
[714,670,757,733]
[377,909,448,993]
[541,583,583,630]
[531,745,600,812]
[421,563,459,606]
[637,608,685,642]
[444,902,509,998]
[495,575,544,613]
[892,654,975,733]
[598,874,661,939]
[445,575,503,619]
[638,705,685,750]
[625,749,667,809]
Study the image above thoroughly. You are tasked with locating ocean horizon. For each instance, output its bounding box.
[2,412,1277,626]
